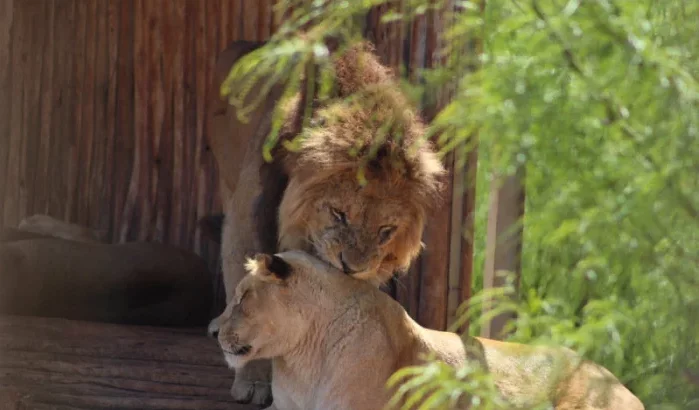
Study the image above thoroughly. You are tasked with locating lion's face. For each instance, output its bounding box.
[217,252,331,369]
[274,46,446,286]
[278,170,428,286]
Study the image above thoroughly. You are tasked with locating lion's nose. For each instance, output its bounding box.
[339,252,370,274]
[339,253,352,274]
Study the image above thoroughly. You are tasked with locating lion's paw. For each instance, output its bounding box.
[231,377,272,406]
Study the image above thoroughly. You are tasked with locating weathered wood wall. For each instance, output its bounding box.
[0,0,476,331]
[0,0,260,263]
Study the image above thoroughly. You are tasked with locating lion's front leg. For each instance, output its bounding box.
[207,39,288,406]
[231,359,273,406]
[212,176,277,406]
[207,178,261,332]
[218,177,261,304]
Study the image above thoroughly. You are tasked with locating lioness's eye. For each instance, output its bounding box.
[330,207,348,225]
[378,225,397,244]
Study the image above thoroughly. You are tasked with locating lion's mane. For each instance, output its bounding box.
[275,42,445,279]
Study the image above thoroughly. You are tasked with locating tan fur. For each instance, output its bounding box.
[18,214,107,243]
[209,40,284,405]
[211,40,444,295]
[208,40,445,403]
[277,76,444,285]
[215,251,644,410]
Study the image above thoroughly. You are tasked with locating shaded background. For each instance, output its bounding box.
[0,0,477,331]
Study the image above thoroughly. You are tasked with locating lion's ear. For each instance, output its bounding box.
[247,253,292,282]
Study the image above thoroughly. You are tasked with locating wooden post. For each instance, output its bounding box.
[451,147,478,332]
[0,0,14,225]
[416,3,456,331]
[480,169,525,339]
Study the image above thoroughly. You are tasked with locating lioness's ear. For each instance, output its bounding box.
[247,253,292,282]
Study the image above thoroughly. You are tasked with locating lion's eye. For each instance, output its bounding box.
[378,225,397,245]
[330,207,348,225]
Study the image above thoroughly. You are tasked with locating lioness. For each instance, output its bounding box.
[208,40,444,403]
[216,250,644,410]
[0,239,212,326]
[18,214,107,243]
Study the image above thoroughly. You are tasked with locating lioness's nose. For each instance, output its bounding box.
[207,319,221,339]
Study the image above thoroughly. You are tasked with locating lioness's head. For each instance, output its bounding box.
[217,251,341,369]
[278,45,445,285]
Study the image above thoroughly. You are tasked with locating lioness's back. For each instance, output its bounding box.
[472,338,644,410]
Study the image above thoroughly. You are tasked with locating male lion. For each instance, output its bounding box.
[216,250,645,410]
[208,40,445,403]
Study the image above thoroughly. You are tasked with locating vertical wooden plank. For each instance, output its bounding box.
[114,0,136,243]
[191,0,214,256]
[65,0,87,222]
[198,0,222,259]
[47,0,75,220]
[371,0,405,72]
[409,14,426,84]
[149,0,169,244]
[161,0,178,245]
[230,0,243,42]
[416,6,453,331]
[390,1,406,70]
[121,0,146,242]
[74,0,97,226]
[241,0,259,41]
[257,0,272,40]
[180,0,199,250]
[140,0,157,241]
[367,1,405,71]
[87,0,110,233]
[19,0,47,221]
[143,0,162,242]
[190,0,204,253]
[169,0,187,246]
[447,154,465,326]
[134,0,151,241]
[418,154,454,330]
[34,0,56,216]
[480,171,525,339]
[220,0,232,46]
[453,1,482,332]
[4,0,26,226]
[457,148,478,331]
[102,0,120,240]
[0,0,15,224]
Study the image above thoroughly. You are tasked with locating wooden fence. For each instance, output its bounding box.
[0,0,479,331]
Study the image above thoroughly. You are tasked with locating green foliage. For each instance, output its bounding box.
[387,358,510,410]
[223,0,698,408]
[457,1,699,408]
